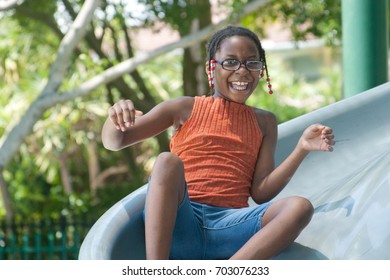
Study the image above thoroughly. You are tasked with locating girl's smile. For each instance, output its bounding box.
[230,81,251,92]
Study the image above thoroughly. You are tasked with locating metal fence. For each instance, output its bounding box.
[0,215,93,260]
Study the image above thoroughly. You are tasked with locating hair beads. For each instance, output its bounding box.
[207,60,216,89]
[260,65,273,95]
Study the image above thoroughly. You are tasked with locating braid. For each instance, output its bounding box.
[205,25,272,94]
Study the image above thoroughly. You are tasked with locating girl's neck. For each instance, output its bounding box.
[212,91,247,105]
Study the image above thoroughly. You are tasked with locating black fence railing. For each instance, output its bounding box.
[0,215,94,260]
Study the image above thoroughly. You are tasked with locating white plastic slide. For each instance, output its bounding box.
[79,82,390,260]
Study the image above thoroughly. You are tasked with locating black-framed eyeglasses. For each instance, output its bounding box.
[214,59,264,72]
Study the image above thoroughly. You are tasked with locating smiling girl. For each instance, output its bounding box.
[101,25,335,260]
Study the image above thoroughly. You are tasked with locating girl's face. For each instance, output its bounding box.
[211,35,260,104]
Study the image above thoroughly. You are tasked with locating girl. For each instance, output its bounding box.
[101,25,335,260]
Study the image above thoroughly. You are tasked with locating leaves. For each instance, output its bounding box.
[246,0,342,45]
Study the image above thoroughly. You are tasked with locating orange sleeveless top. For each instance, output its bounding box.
[170,96,263,208]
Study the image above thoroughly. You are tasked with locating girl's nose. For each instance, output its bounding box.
[236,63,249,72]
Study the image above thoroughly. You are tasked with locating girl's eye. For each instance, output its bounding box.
[224,60,239,66]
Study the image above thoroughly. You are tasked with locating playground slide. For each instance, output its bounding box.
[79,82,390,260]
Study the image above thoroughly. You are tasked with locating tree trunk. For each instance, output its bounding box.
[91,165,128,195]
[59,153,73,194]
[182,0,212,97]
[86,141,101,195]
[0,0,24,11]
[0,170,13,222]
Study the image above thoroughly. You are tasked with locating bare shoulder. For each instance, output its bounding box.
[151,96,193,115]
[252,107,277,137]
[171,96,195,110]
[166,96,194,116]
[162,96,195,129]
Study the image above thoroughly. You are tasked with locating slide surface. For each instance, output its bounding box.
[79,82,390,260]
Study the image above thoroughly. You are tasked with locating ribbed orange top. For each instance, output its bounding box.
[170,96,263,208]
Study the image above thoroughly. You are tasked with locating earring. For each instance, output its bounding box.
[208,60,215,89]
[259,65,273,95]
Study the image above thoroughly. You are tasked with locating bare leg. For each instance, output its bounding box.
[230,196,314,260]
[144,152,186,260]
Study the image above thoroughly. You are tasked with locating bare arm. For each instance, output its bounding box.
[250,111,335,204]
[101,97,194,151]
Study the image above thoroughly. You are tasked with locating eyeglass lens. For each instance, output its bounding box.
[222,60,263,71]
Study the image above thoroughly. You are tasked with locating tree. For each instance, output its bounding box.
[0,0,273,221]
[0,0,102,221]
[0,0,24,11]
[139,0,213,96]
[245,0,342,44]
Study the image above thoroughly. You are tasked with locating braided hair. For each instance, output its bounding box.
[206,25,272,94]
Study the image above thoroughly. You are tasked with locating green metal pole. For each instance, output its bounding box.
[342,0,389,98]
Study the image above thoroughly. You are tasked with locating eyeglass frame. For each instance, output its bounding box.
[213,59,265,72]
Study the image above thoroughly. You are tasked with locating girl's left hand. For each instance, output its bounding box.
[299,124,335,152]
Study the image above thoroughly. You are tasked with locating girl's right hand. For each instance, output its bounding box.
[108,100,143,131]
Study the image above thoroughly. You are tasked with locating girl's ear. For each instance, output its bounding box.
[205,61,209,75]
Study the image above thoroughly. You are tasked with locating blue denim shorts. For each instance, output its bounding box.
[144,183,271,260]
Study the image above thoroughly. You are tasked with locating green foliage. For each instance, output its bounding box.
[138,0,192,34]
[3,154,91,222]
[247,53,341,123]
[136,50,184,100]
[91,182,140,219]
[0,17,55,97]
[245,0,342,45]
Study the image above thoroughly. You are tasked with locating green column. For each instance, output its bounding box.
[342,0,389,98]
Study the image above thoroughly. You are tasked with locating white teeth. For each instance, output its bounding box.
[231,82,248,86]
[231,81,249,91]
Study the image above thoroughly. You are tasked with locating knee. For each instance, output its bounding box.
[153,152,184,172]
[151,152,185,186]
[149,152,185,200]
[289,196,314,226]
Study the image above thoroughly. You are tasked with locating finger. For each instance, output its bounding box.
[322,134,335,141]
[322,127,333,135]
[323,130,335,143]
[108,106,121,130]
[113,103,127,131]
[321,142,334,152]
[121,100,140,126]
[326,145,334,152]
[326,137,336,149]
[310,124,324,132]
[119,100,133,127]
[129,110,143,126]
[321,127,334,139]
[324,139,336,146]
[129,105,135,126]
[130,110,144,126]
